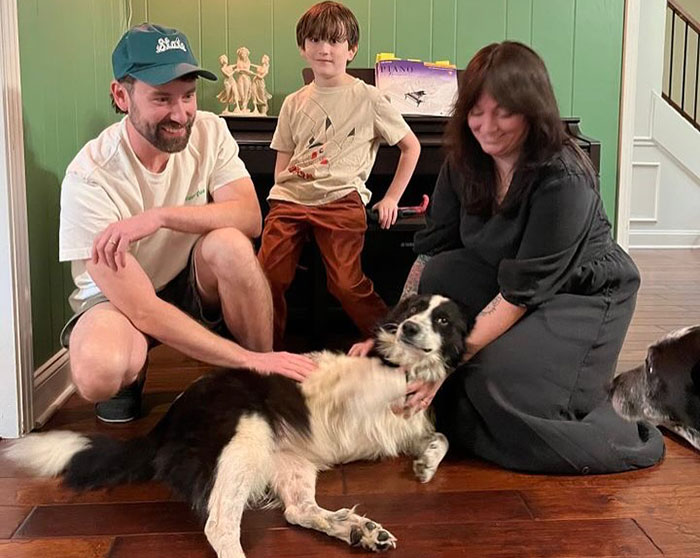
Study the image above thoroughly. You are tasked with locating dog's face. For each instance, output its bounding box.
[374,294,472,382]
[611,325,700,447]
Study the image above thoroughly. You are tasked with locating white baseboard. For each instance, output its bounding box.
[32,350,74,429]
[629,229,700,248]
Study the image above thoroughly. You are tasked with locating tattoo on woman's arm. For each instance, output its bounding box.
[479,294,503,317]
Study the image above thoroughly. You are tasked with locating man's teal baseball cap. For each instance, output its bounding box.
[112,23,217,85]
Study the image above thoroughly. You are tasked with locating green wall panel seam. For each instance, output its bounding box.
[270,1,275,98]
[429,0,434,62]
[367,0,371,52]
[198,0,203,64]
[225,0,229,57]
[570,0,578,116]
[394,0,397,53]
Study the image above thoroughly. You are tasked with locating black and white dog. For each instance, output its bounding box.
[611,325,700,449]
[3,294,470,558]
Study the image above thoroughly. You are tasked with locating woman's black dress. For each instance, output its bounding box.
[416,148,665,474]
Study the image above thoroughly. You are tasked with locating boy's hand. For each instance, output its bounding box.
[372,196,399,229]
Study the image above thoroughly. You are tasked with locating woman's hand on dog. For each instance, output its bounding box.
[348,339,443,416]
[393,379,444,417]
[348,338,375,357]
[245,351,317,382]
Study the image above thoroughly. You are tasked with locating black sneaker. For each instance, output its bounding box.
[95,373,146,423]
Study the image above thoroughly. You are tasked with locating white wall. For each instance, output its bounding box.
[678,0,700,22]
[628,0,700,248]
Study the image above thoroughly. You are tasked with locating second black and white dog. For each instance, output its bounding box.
[3,294,471,558]
[611,325,700,450]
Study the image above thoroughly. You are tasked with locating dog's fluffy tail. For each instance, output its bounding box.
[2,431,157,490]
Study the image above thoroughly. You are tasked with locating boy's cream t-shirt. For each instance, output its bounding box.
[59,111,250,312]
[269,78,411,206]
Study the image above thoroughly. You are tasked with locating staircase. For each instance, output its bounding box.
[628,0,700,249]
[663,0,700,131]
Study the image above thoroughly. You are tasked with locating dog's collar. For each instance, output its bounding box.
[368,348,401,369]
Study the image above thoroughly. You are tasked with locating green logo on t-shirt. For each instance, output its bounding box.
[185,188,206,202]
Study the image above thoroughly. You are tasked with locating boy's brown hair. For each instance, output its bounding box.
[296,1,360,49]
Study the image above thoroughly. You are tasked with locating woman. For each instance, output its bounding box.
[357,41,664,474]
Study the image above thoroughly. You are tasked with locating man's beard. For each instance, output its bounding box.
[130,108,195,153]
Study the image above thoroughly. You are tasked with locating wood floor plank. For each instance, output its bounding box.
[342,452,700,494]
[317,491,532,523]
[13,501,350,538]
[635,516,700,556]
[0,537,112,558]
[109,519,662,558]
[108,533,214,558]
[0,466,342,508]
[521,484,700,520]
[0,506,31,539]
[14,502,202,538]
[0,478,176,507]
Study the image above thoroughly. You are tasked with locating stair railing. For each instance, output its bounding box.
[664,0,700,132]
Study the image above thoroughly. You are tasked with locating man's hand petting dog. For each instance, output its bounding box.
[348,338,442,416]
[243,350,317,382]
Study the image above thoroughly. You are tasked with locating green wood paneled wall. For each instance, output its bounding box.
[18,0,625,366]
[17,0,127,366]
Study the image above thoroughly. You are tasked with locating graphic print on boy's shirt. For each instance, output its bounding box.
[288,100,357,181]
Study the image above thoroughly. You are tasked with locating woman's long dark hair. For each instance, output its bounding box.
[444,41,595,216]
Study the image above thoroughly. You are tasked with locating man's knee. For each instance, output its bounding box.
[201,227,259,279]
[69,320,147,402]
[70,344,131,402]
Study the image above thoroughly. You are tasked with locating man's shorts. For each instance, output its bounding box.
[60,250,223,348]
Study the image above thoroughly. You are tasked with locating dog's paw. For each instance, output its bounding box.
[413,433,448,483]
[349,519,397,552]
[412,456,437,483]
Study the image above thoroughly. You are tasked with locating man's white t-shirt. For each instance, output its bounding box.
[59,110,249,312]
[269,78,410,206]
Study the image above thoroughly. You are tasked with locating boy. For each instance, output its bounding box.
[258,1,421,348]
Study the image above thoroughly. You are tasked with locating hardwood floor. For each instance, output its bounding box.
[1,248,699,558]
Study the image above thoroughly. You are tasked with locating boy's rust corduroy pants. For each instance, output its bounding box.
[257,192,388,349]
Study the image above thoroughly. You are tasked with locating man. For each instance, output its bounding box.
[59,23,315,423]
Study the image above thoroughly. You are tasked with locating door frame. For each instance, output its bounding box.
[0,0,34,438]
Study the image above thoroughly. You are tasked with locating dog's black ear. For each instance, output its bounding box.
[456,300,475,336]
[376,294,425,332]
[438,299,473,368]
[692,361,700,393]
